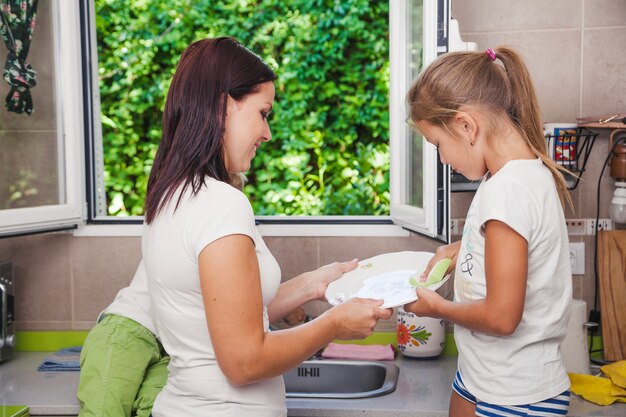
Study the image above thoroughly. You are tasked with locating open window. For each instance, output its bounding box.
[0,1,85,237]
[1,1,474,241]
[390,0,475,242]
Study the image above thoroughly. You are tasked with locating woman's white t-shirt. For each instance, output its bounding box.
[142,178,284,417]
[454,159,572,405]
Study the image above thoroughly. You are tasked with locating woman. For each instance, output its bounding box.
[142,37,392,417]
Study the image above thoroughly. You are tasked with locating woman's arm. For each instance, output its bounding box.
[405,220,527,336]
[266,259,358,323]
[199,234,392,386]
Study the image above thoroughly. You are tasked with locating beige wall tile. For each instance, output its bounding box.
[17,321,74,331]
[451,192,474,218]
[460,31,582,123]
[582,27,626,117]
[584,0,626,27]
[71,237,141,323]
[406,233,442,253]
[581,235,598,309]
[264,237,319,282]
[453,0,582,33]
[0,233,72,328]
[572,276,583,299]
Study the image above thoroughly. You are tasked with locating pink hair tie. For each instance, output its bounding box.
[485,48,496,61]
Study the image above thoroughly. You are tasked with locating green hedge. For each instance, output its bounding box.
[96,0,390,216]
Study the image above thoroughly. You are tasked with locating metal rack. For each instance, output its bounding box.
[545,127,598,189]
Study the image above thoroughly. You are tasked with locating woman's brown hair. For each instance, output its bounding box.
[407,46,572,208]
[144,37,276,224]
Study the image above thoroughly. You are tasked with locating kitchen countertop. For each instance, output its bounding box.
[1,352,624,416]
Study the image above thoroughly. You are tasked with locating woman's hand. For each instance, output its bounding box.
[267,259,359,323]
[325,298,393,340]
[420,241,461,282]
[305,259,359,300]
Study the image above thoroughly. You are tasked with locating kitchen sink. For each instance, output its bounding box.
[284,359,399,399]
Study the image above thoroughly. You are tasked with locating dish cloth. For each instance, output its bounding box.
[569,360,626,405]
[37,346,82,371]
[321,343,395,361]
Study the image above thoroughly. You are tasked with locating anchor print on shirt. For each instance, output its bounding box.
[460,253,474,276]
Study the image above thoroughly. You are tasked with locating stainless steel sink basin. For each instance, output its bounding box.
[284,359,399,399]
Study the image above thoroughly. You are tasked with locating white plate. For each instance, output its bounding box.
[325,251,450,308]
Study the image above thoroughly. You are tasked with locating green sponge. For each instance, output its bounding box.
[409,258,452,287]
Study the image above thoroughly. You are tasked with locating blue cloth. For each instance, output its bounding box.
[37,346,82,371]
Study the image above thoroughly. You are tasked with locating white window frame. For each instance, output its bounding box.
[389,0,442,239]
[0,1,85,237]
[1,0,453,240]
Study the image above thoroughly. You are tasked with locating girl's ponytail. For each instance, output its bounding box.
[495,47,573,209]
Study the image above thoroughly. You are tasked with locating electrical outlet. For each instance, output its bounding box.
[565,219,586,235]
[569,242,585,275]
[586,218,613,235]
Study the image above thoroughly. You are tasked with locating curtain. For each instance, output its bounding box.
[0,0,39,115]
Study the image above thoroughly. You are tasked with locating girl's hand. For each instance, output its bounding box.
[403,288,445,318]
[326,298,393,340]
[307,259,359,300]
[420,241,461,282]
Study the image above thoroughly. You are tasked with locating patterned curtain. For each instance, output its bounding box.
[0,0,39,115]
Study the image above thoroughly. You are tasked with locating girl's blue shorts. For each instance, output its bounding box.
[452,370,570,416]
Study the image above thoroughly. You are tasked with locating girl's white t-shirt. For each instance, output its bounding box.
[454,159,572,405]
[142,178,284,417]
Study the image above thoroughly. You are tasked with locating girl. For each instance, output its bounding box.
[142,37,392,417]
[404,47,572,417]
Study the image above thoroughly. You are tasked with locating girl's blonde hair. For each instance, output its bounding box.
[407,46,572,208]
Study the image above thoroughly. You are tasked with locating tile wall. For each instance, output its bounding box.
[1,0,625,334]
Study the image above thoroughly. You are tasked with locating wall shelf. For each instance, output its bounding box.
[546,127,598,190]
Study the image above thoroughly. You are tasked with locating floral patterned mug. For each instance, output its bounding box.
[396,307,445,358]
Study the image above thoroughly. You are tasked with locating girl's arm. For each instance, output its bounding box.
[266,259,358,323]
[405,220,527,336]
[199,234,392,386]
